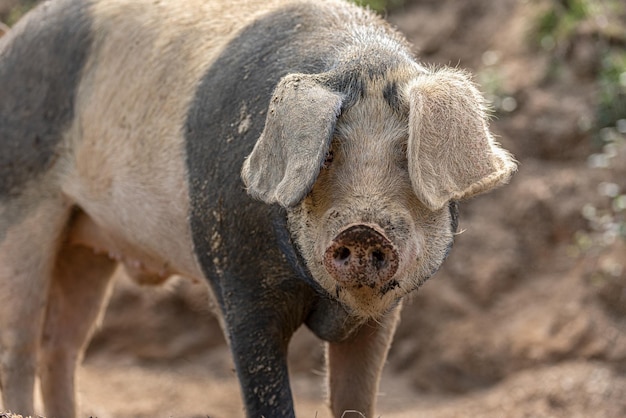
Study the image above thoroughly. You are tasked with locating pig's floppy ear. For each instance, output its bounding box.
[242,73,343,208]
[407,69,517,211]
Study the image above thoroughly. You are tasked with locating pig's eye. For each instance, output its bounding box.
[322,149,334,169]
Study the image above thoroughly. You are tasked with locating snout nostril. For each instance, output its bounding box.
[371,249,387,269]
[334,246,351,263]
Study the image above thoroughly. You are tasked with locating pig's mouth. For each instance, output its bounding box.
[323,223,401,296]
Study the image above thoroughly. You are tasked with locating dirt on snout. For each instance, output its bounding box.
[2,0,626,417]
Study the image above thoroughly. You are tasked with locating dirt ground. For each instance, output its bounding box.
[2,0,626,417]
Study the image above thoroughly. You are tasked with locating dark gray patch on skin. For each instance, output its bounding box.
[325,71,366,111]
[379,279,399,296]
[449,200,460,234]
[305,295,363,343]
[0,0,93,198]
[383,81,402,113]
[323,45,409,112]
[436,201,459,271]
[0,198,33,243]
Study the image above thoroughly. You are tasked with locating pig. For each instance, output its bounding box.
[0,0,516,416]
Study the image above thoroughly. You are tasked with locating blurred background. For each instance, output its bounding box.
[1,0,625,416]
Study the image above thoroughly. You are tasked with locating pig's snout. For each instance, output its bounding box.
[323,224,399,287]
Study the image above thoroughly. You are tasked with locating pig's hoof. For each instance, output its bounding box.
[324,224,399,288]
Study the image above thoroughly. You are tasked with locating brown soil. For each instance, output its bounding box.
[2,0,625,417]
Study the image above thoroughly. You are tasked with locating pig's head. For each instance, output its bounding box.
[242,66,516,319]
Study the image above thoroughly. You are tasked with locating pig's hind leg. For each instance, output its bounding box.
[39,223,117,418]
[0,195,72,416]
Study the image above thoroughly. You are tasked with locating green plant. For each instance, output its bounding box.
[5,0,39,26]
[533,0,626,136]
[350,0,407,14]
[535,0,590,50]
[576,128,626,256]
[477,63,518,116]
[597,50,626,132]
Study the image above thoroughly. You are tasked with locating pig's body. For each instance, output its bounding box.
[0,0,516,417]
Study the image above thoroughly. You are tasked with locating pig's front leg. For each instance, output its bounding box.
[219,276,311,418]
[225,308,296,417]
[327,305,402,417]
